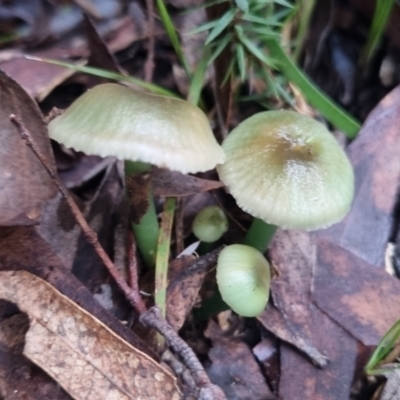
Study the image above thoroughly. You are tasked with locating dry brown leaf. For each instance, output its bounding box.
[262,230,359,399]
[258,230,327,367]
[313,238,400,346]
[0,270,181,400]
[167,255,201,331]
[320,86,400,267]
[0,226,153,357]
[0,313,73,400]
[0,57,76,102]
[0,69,57,226]
[152,168,223,198]
[205,321,274,400]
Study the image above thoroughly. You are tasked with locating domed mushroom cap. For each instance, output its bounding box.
[217,110,355,230]
[48,83,225,174]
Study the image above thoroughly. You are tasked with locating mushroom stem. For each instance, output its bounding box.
[125,160,160,267]
[242,218,277,254]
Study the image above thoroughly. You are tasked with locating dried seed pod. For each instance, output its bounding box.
[216,244,270,317]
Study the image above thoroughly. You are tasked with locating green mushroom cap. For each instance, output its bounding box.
[192,205,228,243]
[216,244,270,317]
[48,83,225,174]
[217,110,355,230]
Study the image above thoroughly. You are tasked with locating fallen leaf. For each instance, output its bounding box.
[261,230,360,399]
[258,230,327,367]
[381,370,400,400]
[252,337,279,394]
[320,86,400,267]
[0,56,76,102]
[0,69,56,226]
[167,254,217,331]
[152,168,223,198]
[277,310,358,400]
[0,314,73,400]
[0,226,154,358]
[0,270,181,400]
[313,238,400,346]
[205,320,274,400]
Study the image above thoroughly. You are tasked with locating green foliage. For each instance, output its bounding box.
[362,0,396,65]
[189,0,360,138]
[365,319,400,375]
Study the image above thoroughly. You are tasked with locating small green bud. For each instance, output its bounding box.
[192,205,228,243]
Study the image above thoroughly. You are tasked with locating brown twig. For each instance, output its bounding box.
[127,230,147,313]
[140,307,226,400]
[174,198,185,255]
[10,114,226,400]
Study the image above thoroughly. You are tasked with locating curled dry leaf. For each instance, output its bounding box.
[0,69,56,226]
[0,270,181,400]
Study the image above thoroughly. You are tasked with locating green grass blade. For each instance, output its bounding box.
[365,319,400,375]
[156,0,192,77]
[239,32,276,67]
[362,0,396,64]
[236,43,246,81]
[264,38,360,137]
[24,55,179,97]
[155,197,176,320]
[189,20,220,35]
[208,32,233,65]
[291,0,317,62]
[188,50,210,105]
[235,0,249,13]
[205,8,237,45]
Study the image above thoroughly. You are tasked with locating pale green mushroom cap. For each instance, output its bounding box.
[217,244,270,317]
[217,111,355,230]
[192,205,228,243]
[48,83,225,174]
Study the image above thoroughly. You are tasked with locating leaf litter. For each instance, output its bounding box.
[1,2,400,399]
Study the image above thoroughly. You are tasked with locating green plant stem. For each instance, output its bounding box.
[155,197,176,321]
[264,38,361,138]
[193,290,228,321]
[242,218,277,253]
[292,0,317,62]
[125,161,160,268]
[156,0,191,78]
[197,241,215,256]
[361,0,396,66]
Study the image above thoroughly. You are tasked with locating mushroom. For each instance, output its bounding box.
[216,244,271,317]
[48,83,225,266]
[217,110,354,252]
[192,205,228,243]
[192,205,228,254]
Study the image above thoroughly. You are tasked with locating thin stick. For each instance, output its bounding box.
[127,230,147,313]
[140,307,226,400]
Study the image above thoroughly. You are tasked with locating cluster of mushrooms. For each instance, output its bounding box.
[49,83,354,318]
